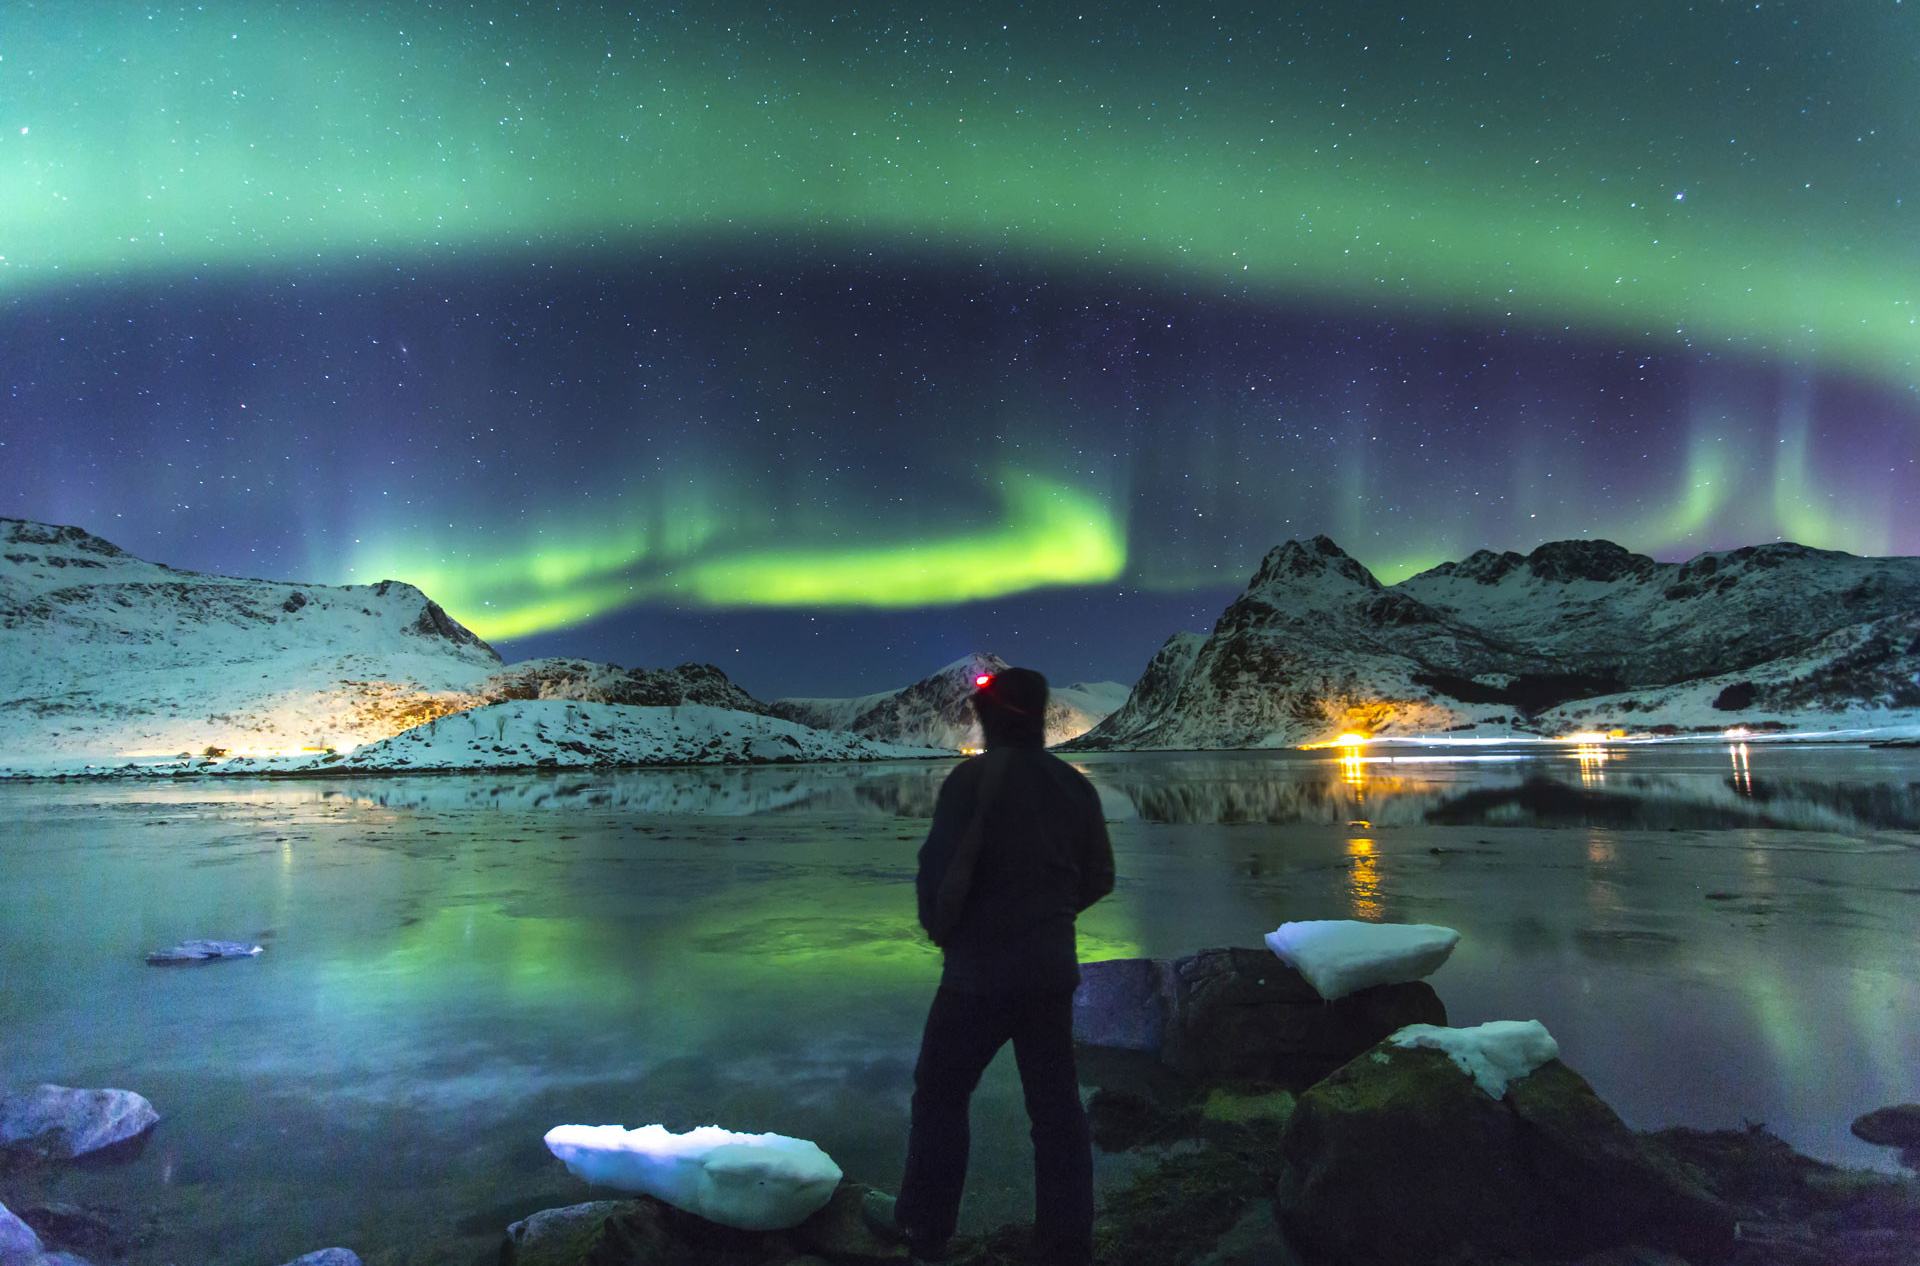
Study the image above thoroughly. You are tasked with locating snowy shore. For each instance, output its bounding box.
[0,700,949,780]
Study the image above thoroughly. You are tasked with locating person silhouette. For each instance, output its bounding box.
[867,667,1115,1265]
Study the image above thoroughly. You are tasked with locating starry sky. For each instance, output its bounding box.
[2,2,1915,696]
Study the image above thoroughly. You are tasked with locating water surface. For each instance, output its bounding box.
[2,744,1916,1264]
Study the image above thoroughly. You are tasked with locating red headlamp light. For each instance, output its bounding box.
[974,674,993,688]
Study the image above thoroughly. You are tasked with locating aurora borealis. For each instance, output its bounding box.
[2,2,1916,694]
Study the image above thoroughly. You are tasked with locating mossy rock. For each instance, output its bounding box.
[1276,1043,1734,1265]
[1200,1087,1295,1128]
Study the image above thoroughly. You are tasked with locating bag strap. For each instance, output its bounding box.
[928,748,1013,945]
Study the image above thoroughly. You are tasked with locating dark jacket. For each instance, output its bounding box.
[915,743,1115,994]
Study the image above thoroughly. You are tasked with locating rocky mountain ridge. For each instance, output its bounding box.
[772,652,1128,749]
[1074,534,1920,749]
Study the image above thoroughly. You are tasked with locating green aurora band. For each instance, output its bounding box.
[2,4,1914,380]
[348,475,1126,640]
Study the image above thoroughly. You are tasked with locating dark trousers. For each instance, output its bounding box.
[897,985,1094,1263]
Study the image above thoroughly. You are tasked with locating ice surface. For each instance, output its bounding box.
[1263,919,1460,1000]
[543,1123,843,1231]
[1390,1020,1560,1098]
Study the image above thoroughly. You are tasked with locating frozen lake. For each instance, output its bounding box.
[2,743,1917,1264]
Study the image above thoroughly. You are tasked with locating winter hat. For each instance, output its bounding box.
[974,666,1049,717]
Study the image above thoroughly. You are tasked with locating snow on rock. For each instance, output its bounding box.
[543,1123,843,1232]
[0,1085,159,1161]
[1389,1020,1560,1098]
[144,939,263,965]
[1263,920,1460,1001]
[273,1251,363,1266]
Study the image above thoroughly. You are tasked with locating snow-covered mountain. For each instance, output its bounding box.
[0,518,935,773]
[772,652,1129,750]
[0,517,502,760]
[1072,535,1920,750]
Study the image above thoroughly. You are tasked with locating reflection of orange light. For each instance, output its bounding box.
[1572,742,1610,785]
[1728,742,1752,794]
[1347,836,1382,919]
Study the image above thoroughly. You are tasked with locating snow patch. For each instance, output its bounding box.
[1263,919,1460,1001]
[1389,1020,1560,1098]
[543,1123,842,1231]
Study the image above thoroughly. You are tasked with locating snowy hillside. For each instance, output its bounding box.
[0,518,501,760]
[772,652,1128,749]
[1073,535,1920,750]
[0,519,942,775]
[222,701,943,773]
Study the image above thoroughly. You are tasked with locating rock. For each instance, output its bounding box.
[1189,1202,1300,1266]
[1276,1041,1736,1265]
[788,1183,907,1264]
[144,939,262,965]
[1086,1088,1198,1152]
[1170,949,1446,1083]
[1073,958,1176,1051]
[0,1086,158,1161]
[11,1203,130,1261]
[502,1201,678,1266]
[1076,948,1446,1086]
[1851,1104,1920,1149]
[1,1200,44,1265]
[276,1252,361,1266]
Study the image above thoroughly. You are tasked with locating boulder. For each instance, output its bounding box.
[276,1253,361,1266]
[0,1086,158,1161]
[504,1201,677,1266]
[1189,1203,1300,1266]
[145,939,262,965]
[788,1184,907,1264]
[1851,1104,1920,1149]
[1,1201,43,1266]
[1276,1040,1735,1265]
[10,1203,130,1261]
[1072,958,1175,1051]
[1075,949,1447,1086]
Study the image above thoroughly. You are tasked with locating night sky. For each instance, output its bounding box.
[2,2,1915,697]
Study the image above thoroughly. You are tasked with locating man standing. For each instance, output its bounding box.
[871,667,1116,1265]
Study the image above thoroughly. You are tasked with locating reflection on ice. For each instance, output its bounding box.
[18,743,1919,833]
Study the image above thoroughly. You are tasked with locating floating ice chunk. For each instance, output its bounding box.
[1263,919,1460,1000]
[1390,1020,1560,1098]
[543,1123,842,1231]
[145,939,263,965]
